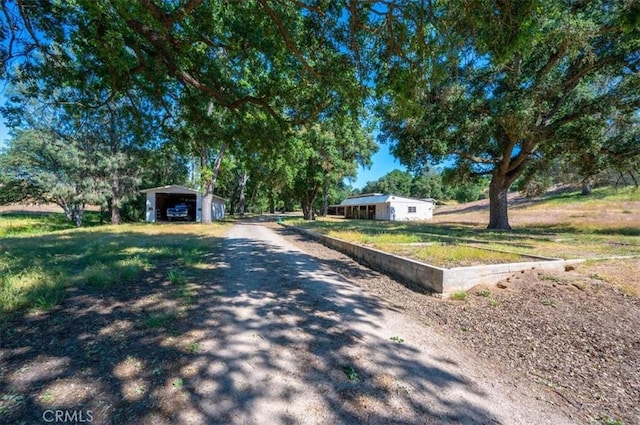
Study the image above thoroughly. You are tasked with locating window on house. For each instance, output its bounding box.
[408,206,417,213]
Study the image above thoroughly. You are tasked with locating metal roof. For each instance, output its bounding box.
[338,194,435,207]
[140,185,199,194]
[140,185,226,202]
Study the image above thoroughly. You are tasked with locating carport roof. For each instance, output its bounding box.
[140,185,226,202]
[141,185,199,194]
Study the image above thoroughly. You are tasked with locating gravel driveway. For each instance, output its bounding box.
[192,221,576,424]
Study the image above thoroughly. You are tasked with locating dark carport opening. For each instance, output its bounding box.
[155,193,197,222]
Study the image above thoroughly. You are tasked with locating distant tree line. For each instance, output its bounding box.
[357,169,489,204]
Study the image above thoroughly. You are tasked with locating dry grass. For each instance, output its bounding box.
[434,187,640,235]
[294,187,640,263]
[0,219,230,314]
[376,243,527,268]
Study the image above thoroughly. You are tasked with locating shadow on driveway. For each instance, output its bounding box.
[1,223,503,424]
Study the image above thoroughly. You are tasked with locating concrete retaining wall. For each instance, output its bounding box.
[289,226,579,296]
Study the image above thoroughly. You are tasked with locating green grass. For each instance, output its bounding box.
[450,291,468,301]
[289,186,640,262]
[0,211,102,237]
[0,216,228,315]
[168,269,187,285]
[143,311,178,329]
[379,243,527,268]
[343,365,359,382]
[185,342,202,353]
[540,298,557,308]
[488,298,501,307]
[0,267,66,312]
[476,289,491,297]
[540,186,638,206]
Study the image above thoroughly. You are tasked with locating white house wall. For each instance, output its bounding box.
[376,203,391,220]
[389,199,434,221]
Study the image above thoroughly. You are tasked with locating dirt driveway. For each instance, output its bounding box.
[191,221,575,424]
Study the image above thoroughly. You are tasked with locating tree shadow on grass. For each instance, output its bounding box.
[2,224,504,424]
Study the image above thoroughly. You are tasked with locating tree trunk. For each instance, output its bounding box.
[269,194,275,214]
[321,176,329,216]
[301,200,313,220]
[237,170,248,216]
[202,180,214,224]
[111,170,121,225]
[200,142,227,224]
[581,181,592,196]
[487,175,512,230]
[73,206,84,228]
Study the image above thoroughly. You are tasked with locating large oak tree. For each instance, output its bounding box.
[374,0,640,229]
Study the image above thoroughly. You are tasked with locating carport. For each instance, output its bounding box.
[141,185,199,222]
[141,185,226,223]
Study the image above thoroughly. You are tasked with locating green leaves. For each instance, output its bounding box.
[375,0,639,228]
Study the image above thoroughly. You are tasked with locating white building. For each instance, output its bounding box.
[331,193,436,221]
[140,185,226,223]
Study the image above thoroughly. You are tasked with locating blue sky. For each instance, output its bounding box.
[349,141,406,189]
[0,114,8,148]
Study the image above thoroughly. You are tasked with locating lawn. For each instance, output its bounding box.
[0,213,232,423]
[288,187,640,266]
[0,214,229,315]
[0,211,103,237]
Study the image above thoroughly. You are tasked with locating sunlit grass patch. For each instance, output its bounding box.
[375,243,528,268]
[116,256,151,281]
[450,290,468,301]
[0,267,65,313]
[326,229,423,245]
[84,262,118,288]
[0,221,227,313]
[540,186,639,206]
[0,212,102,237]
[176,247,206,267]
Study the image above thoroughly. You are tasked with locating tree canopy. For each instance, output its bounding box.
[375,0,640,229]
[1,1,638,227]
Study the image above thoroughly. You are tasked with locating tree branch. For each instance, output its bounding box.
[258,0,323,78]
[449,150,495,164]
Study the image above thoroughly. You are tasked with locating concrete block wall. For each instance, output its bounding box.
[289,226,577,296]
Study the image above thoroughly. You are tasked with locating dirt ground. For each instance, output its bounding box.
[276,225,640,425]
[1,215,638,424]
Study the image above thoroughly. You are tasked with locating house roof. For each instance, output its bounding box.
[140,185,226,202]
[338,194,435,207]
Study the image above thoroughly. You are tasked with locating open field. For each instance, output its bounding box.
[290,187,640,266]
[1,218,575,425]
[0,203,638,423]
[0,218,229,314]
